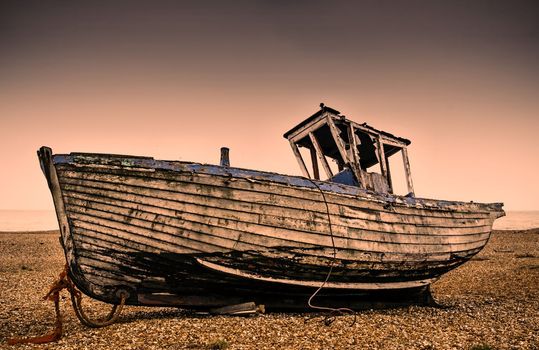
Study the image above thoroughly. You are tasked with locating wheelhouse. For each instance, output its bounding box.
[284,104,414,195]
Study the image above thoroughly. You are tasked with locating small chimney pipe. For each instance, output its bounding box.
[220,147,230,167]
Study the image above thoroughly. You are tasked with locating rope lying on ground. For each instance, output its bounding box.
[7,265,128,345]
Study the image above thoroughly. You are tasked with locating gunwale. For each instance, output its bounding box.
[53,154,503,216]
[57,167,498,225]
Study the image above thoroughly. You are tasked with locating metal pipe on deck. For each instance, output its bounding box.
[220,147,230,167]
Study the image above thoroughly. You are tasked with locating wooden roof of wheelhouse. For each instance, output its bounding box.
[284,104,414,196]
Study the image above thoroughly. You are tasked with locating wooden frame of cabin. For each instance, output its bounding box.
[284,106,415,195]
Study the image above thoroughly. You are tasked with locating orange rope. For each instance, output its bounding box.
[7,266,68,345]
[7,265,128,345]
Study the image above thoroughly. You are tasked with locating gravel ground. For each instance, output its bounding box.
[0,229,538,350]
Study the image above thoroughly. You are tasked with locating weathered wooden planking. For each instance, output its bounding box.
[197,259,437,290]
[61,190,491,262]
[72,249,471,302]
[63,197,489,256]
[73,233,464,283]
[54,159,502,218]
[58,172,495,231]
[72,226,168,255]
[56,164,500,220]
[72,221,479,264]
[61,194,492,260]
[68,212,226,253]
[57,165,500,224]
[65,189,490,243]
[77,255,143,284]
[68,223,480,299]
[77,266,129,287]
[63,174,498,235]
[64,195,492,249]
[61,185,488,250]
[72,218,197,254]
[60,189,490,292]
[60,179,492,240]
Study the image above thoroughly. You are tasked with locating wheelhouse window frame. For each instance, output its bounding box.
[284,107,414,196]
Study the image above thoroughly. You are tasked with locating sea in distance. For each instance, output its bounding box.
[0,209,538,232]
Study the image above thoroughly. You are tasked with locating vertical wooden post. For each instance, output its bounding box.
[289,141,310,178]
[309,132,334,178]
[376,137,395,193]
[376,137,387,178]
[348,125,366,189]
[385,153,393,193]
[326,116,350,166]
[402,147,415,195]
[309,146,320,180]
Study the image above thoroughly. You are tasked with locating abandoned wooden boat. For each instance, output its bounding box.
[38,104,504,310]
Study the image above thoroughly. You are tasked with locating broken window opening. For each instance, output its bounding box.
[285,106,414,196]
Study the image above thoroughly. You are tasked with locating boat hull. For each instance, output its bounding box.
[37,147,504,309]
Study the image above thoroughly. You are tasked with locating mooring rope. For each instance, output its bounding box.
[7,265,127,345]
[70,285,128,328]
[305,179,356,326]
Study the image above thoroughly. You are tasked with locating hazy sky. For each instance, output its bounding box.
[1,0,538,210]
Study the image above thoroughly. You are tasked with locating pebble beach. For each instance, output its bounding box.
[1,229,538,350]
